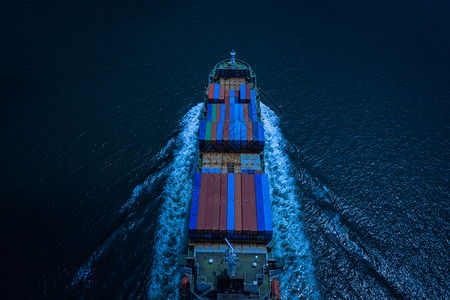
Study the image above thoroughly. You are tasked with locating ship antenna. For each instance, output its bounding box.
[230,50,236,69]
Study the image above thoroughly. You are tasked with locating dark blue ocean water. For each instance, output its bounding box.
[1,0,449,298]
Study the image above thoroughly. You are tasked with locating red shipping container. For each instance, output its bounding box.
[223,121,229,145]
[243,104,248,122]
[225,103,230,121]
[197,173,209,234]
[225,98,230,106]
[246,121,253,146]
[234,173,242,234]
[208,83,215,100]
[204,173,215,234]
[216,104,221,122]
[219,174,228,236]
[248,174,257,235]
[225,89,230,98]
[212,174,221,235]
[245,85,251,100]
[219,84,225,100]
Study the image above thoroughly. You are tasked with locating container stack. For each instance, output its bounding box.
[188,172,273,241]
[199,121,264,152]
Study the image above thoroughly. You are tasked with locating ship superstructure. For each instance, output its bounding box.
[178,51,282,300]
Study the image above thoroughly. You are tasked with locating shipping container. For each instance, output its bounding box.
[235,122,241,150]
[240,121,247,149]
[219,84,225,100]
[199,121,206,149]
[212,173,221,238]
[221,104,225,122]
[234,104,239,122]
[240,84,246,101]
[208,83,215,100]
[252,103,258,122]
[219,174,228,237]
[241,173,250,239]
[258,122,265,148]
[229,122,235,150]
[196,173,209,238]
[261,174,273,239]
[216,104,221,122]
[205,122,212,150]
[223,121,229,148]
[227,173,235,236]
[248,103,253,122]
[252,122,259,151]
[245,85,251,100]
[188,173,202,238]
[225,103,230,121]
[212,104,216,122]
[211,122,217,151]
[254,173,265,239]
[204,173,215,238]
[230,89,235,103]
[234,173,242,239]
[250,89,256,103]
[217,122,223,150]
[243,104,248,122]
[207,104,212,122]
[248,174,257,237]
[214,83,220,100]
[246,122,253,149]
[239,104,244,122]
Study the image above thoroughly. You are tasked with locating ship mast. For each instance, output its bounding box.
[230,50,236,69]
[224,238,238,277]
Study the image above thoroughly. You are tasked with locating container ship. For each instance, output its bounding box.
[177,51,283,299]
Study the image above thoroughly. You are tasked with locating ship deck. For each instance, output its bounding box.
[194,244,271,299]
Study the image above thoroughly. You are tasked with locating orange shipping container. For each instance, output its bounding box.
[243,104,248,122]
[216,104,221,122]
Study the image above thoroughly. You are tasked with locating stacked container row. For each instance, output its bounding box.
[206,103,258,122]
[208,84,257,104]
[189,173,273,241]
[199,121,265,152]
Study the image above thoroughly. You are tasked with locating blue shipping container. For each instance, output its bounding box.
[261,175,273,238]
[221,104,225,121]
[234,104,239,122]
[235,122,240,150]
[214,84,220,99]
[207,104,212,122]
[241,121,247,147]
[253,122,259,147]
[229,122,235,149]
[252,103,257,122]
[258,122,265,147]
[227,173,235,234]
[189,173,202,233]
[199,121,206,140]
[255,174,265,234]
[230,104,235,121]
[240,84,246,100]
[239,105,244,122]
[250,90,256,103]
[217,122,223,144]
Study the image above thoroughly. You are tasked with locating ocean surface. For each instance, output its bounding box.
[1,0,449,298]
